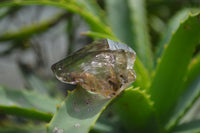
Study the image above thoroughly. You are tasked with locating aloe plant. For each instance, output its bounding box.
[0,0,200,133]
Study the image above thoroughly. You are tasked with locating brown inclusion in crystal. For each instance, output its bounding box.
[51,39,136,98]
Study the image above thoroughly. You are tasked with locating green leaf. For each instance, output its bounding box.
[113,87,157,132]
[90,122,114,133]
[133,57,151,90]
[0,0,112,35]
[75,0,106,24]
[23,73,50,95]
[0,86,60,122]
[181,53,200,92]
[106,0,135,47]
[0,12,66,41]
[172,119,200,133]
[155,8,200,64]
[0,124,46,133]
[0,6,21,20]
[148,12,200,122]
[164,50,200,131]
[81,31,118,41]
[18,64,50,95]
[127,0,153,72]
[165,75,200,131]
[47,86,112,133]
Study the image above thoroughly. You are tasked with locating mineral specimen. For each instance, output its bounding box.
[51,39,136,98]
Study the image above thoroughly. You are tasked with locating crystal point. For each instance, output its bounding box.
[51,39,136,98]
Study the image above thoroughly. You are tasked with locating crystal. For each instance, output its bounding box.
[51,39,136,98]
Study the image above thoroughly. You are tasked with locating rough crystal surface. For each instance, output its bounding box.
[51,39,136,98]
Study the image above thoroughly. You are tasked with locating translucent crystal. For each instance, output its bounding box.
[51,39,136,98]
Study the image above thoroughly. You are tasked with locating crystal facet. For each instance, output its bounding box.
[51,39,136,98]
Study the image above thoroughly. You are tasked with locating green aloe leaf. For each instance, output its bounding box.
[133,57,151,90]
[181,53,200,92]
[18,64,50,95]
[165,75,200,131]
[148,12,200,122]
[106,0,134,47]
[113,87,156,132]
[155,8,200,65]
[0,124,46,133]
[172,119,200,133]
[90,122,114,133]
[75,0,106,24]
[163,53,200,131]
[0,7,21,20]
[0,0,112,35]
[0,12,66,42]
[0,86,60,122]
[127,0,153,72]
[81,31,118,41]
[47,86,113,133]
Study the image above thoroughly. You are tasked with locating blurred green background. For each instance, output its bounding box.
[0,0,200,133]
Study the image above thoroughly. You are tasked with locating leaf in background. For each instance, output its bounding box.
[133,57,151,90]
[0,12,67,42]
[90,122,114,133]
[155,8,198,65]
[113,87,157,132]
[127,0,153,72]
[0,124,46,133]
[148,12,200,122]
[172,119,200,133]
[0,6,21,20]
[18,63,49,95]
[149,15,166,35]
[165,75,200,131]
[81,31,118,41]
[75,0,106,24]
[178,97,200,126]
[0,86,60,122]
[0,0,112,35]
[181,53,200,92]
[106,0,135,47]
[47,86,113,133]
